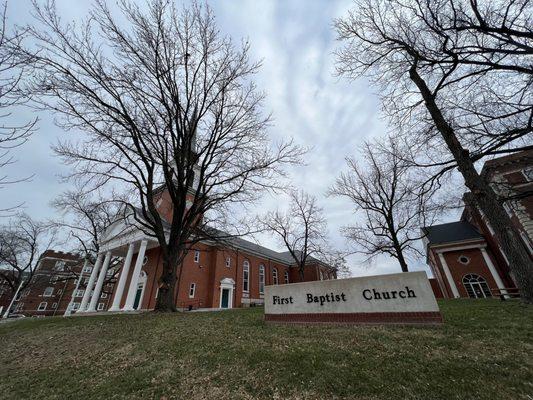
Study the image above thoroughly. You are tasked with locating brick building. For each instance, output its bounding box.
[423,150,532,299]
[9,250,117,317]
[0,276,16,315]
[75,183,337,313]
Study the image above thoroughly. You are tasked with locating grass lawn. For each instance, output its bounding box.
[0,299,532,400]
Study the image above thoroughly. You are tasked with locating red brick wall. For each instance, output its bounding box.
[429,278,444,299]
[110,242,335,310]
[11,251,116,316]
[431,246,502,298]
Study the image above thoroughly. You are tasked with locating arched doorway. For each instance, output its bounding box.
[462,274,492,298]
[133,271,147,310]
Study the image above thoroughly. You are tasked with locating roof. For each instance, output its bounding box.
[204,228,327,267]
[422,221,484,246]
[111,207,332,268]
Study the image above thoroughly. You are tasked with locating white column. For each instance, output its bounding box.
[78,253,104,313]
[2,279,25,318]
[481,247,506,296]
[109,243,136,312]
[64,259,87,317]
[123,240,148,311]
[87,251,112,312]
[438,252,460,298]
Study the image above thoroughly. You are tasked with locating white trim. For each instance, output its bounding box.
[134,271,147,310]
[64,259,87,317]
[109,242,135,312]
[37,302,47,311]
[272,267,278,285]
[458,255,470,265]
[438,253,460,298]
[123,240,148,311]
[43,287,54,297]
[87,251,112,312]
[194,250,200,263]
[434,242,486,253]
[78,253,104,312]
[189,282,196,298]
[219,278,235,309]
[480,248,506,295]
[520,231,533,254]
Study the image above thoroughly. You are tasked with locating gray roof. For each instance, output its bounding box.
[225,236,295,264]
[422,221,484,245]
[127,208,329,267]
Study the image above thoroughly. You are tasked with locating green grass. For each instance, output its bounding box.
[0,300,532,400]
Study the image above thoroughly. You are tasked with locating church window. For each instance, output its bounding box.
[259,265,265,294]
[458,256,470,265]
[462,274,492,298]
[243,261,250,292]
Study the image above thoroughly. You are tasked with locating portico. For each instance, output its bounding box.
[77,218,158,314]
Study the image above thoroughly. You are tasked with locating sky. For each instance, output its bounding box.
[1,0,460,277]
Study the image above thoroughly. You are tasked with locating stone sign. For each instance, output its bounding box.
[264,271,442,325]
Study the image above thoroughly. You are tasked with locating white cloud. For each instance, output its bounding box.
[0,0,452,278]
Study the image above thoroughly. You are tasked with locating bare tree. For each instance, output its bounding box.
[51,189,121,258]
[335,0,533,302]
[321,250,351,279]
[26,0,301,311]
[0,214,55,303]
[0,1,36,215]
[50,188,122,293]
[261,190,329,280]
[331,138,445,272]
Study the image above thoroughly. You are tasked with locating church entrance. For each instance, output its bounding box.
[133,271,147,310]
[221,288,230,308]
[219,278,235,309]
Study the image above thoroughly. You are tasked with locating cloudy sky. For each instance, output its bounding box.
[2,0,457,277]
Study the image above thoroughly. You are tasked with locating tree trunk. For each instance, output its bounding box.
[395,248,409,273]
[154,254,178,312]
[410,65,533,303]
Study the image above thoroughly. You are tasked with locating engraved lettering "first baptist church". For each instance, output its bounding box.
[272,286,418,306]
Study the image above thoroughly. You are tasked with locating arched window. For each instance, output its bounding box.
[272,268,278,285]
[243,261,250,292]
[462,274,492,298]
[259,265,265,294]
[284,270,289,284]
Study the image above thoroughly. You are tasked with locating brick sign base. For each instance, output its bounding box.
[265,311,443,325]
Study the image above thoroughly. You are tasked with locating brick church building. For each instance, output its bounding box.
[70,181,337,313]
[423,150,532,299]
